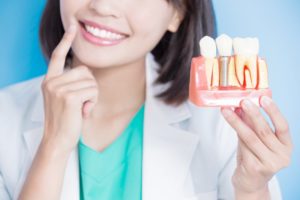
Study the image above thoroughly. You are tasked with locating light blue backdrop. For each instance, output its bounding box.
[0,0,299,199]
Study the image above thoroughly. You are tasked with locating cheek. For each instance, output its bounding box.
[60,0,83,31]
[128,0,174,39]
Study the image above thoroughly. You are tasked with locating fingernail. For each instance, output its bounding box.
[221,108,233,118]
[234,107,242,117]
[261,96,272,107]
[242,99,253,111]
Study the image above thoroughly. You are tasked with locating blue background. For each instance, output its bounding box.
[0,0,299,199]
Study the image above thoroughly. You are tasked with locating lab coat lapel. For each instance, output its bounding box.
[142,54,200,200]
[142,99,200,200]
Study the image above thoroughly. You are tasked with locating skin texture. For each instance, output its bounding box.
[18,0,292,199]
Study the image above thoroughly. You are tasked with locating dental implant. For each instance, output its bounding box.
[216,34,233,88]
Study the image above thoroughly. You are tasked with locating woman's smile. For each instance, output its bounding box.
[79,20,129,46]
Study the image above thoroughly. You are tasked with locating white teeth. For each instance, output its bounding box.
[199,36,217,58]
[216,34,233,57]
[85,24,125,40]
[233,37,246,55]
[233,37,259,56]
[199,35,263,89]
[247,37,259,55]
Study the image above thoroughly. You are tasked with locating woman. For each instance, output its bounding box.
[0,0,292,199]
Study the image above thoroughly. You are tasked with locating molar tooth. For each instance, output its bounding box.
[199,36,219,88]
[246,37,259,56]
[233,37,259,88]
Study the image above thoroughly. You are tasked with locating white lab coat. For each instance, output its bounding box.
[0,53,282,200]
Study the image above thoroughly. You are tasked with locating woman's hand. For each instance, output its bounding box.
[221,96,293,200]
[19,22,99,200]
[41,22,98,153]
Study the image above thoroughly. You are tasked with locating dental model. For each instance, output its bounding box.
[189,34,271,107]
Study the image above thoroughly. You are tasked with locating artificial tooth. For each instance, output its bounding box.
[215,34,239,87]
[216,34,232,57]
[233,37,259,88]
[199,36,219,88]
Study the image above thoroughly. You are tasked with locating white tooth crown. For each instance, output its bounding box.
[199,36,217,58]
[216,34,233,56]
[233,37,246,55]
[198,35,268,89]
[247,37,259,55]
[85,24,124,40]
[233,37,259,56]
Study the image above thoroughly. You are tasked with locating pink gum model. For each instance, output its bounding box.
[189,56,272,107]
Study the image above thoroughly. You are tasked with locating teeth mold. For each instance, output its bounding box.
[189,34,271,107]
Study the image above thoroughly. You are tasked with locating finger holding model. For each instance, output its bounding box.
[222,97,292,199]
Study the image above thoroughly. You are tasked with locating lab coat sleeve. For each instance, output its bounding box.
[217,118,283,200]
[0,172,11,200]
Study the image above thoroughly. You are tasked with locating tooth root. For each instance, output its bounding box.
[244,69,252,88]
[247,55,258,88]
[233,37,259,89]
[235,55,258,88]
[235,55,247,86]
[204,58,219,88]
[204,59,214,87]
[227,57,240,87]
[257,59,269,89]
[211,59,219,87]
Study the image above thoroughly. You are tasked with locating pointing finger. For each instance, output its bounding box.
[46,23,78,80]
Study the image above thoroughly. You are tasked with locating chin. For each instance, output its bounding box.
[72,52,122,70]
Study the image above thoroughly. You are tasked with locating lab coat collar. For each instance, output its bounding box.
[22,53,200,200]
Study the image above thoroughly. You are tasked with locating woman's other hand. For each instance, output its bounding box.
[221,96,293,200]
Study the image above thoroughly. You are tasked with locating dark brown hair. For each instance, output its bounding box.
[39,0,216,106]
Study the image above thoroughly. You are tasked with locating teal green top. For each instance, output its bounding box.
[78,104,145,200]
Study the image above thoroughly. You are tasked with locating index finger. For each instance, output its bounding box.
[260,96,292,146]
[46,23,78,80]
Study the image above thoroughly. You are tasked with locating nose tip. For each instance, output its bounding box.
[89,0,121,18]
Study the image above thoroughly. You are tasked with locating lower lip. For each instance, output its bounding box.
[80,24,128,46]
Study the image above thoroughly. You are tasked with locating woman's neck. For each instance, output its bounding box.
[71,56,146,117]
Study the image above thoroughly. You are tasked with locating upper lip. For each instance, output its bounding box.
[80,19,129,36]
